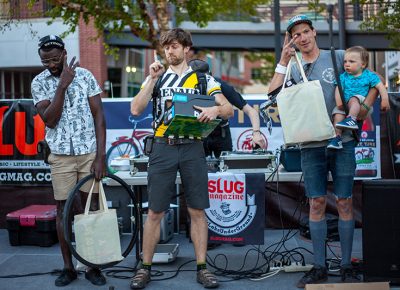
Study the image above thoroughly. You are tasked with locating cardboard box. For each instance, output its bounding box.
[305,282,390,290]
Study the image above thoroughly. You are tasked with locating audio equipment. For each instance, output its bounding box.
[362,179,400,284]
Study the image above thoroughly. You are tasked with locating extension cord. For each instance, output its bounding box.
[284,263,313,273]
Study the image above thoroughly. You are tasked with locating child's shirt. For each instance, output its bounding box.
[339,69,381,102]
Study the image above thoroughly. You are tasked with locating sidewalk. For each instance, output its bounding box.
[0,229,397,290]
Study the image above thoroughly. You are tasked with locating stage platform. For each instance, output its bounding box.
[0,229,398,290]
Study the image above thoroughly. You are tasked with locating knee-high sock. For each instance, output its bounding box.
[309,219,327,268]
[338,219,355,266]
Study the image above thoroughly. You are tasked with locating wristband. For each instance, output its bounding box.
[275,64,287,75]
[361,102,371,112]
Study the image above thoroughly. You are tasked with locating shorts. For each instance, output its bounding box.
[48,152,98,200]
[300,140,356,199]
[332,96,373,117]
[147,141,209,212]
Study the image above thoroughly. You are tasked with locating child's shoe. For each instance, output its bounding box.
[327,135,343,150]
[336,116,359,130]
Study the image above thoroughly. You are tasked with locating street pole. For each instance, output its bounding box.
[327,3,334,49]
[338,0,346,49]
[274,0,281,64]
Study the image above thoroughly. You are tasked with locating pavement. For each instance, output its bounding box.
[0,228,399,290]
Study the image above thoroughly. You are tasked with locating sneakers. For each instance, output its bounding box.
[85,268,106,286]
[336,117,359,130]
[197,269,219,288]
[130,268,151,289]
[327,135,343,150]
[340,264,360,282]
[296,266,328,288]
[55,269,78,287]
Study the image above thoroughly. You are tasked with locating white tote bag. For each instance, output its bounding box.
[74,180,123,265]
[276,53,336,144]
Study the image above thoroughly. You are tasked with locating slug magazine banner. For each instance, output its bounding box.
[0,97,381,185]
[0,100,50,185]
[206,172,265,245]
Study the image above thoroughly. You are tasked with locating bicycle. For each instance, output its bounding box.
[106,114,153,173]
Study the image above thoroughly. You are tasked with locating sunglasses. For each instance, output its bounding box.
[41,52,64,66]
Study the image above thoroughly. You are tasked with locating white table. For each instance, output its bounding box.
[104,166,304,187]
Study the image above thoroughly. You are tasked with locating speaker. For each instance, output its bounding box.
[362,179,400,284]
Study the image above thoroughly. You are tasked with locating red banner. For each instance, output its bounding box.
[0,100,50,185]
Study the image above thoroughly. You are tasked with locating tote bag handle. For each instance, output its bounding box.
[282,53,308,91]
[84,180,108,215]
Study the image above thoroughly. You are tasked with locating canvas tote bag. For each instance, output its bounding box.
[276,53,336,144]
[74,180,123,265]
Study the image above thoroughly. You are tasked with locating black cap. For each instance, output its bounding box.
[38,35,65,50]
[188,59,210,74]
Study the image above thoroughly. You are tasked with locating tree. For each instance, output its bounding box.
[16,0,272,60]
[358,0,400,48]
[245,52,275,85]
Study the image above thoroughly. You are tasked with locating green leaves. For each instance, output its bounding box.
[359,0,400,48]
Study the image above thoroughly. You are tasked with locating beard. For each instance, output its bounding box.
[47,63,63,77]
[167,54,184,66]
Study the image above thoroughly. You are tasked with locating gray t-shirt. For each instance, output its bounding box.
[290,49,350,148]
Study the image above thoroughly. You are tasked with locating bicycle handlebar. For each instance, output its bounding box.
[128,113,152,125]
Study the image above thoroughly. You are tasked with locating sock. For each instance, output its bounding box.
[309,219,327,268]
[142,263,152,271]
[197,262,207,271]
[338,219,355,266]
[347,115,357,121]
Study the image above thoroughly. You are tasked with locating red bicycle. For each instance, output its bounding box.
[106,114,153,173]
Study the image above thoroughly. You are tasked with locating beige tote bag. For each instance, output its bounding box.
[276,53,335,144]
[74,180,123,265]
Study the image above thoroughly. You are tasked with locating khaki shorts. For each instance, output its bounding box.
[48,152,98,201]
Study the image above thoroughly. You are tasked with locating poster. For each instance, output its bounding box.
[206,172,265,245]
[0,100,50,185]
[0,96,381,185]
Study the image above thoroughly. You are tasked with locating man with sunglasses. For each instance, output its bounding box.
[31,35,107,287]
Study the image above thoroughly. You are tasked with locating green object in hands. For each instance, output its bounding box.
[163,115,221,139]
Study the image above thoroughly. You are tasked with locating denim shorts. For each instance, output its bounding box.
[301,141,356,199]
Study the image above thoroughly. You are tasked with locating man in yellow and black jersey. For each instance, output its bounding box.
[148,66,222,137]
[130,28,233,290]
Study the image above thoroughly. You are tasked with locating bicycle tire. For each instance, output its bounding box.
[106,141,139,173]
[63,173,139,269]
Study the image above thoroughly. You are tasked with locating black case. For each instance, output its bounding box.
[6,205,58,247]
[280,147,302,172]
[164,92,215,125]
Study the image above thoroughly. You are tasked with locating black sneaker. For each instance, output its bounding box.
[340,264,360,282]
[296,267,328,288]
[85,268,106,286]
[55,269,78,287]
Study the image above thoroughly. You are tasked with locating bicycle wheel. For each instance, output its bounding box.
[63,173,139,269]
[106,141,139,173]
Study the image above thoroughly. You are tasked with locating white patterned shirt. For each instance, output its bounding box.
[31,67,102,155]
